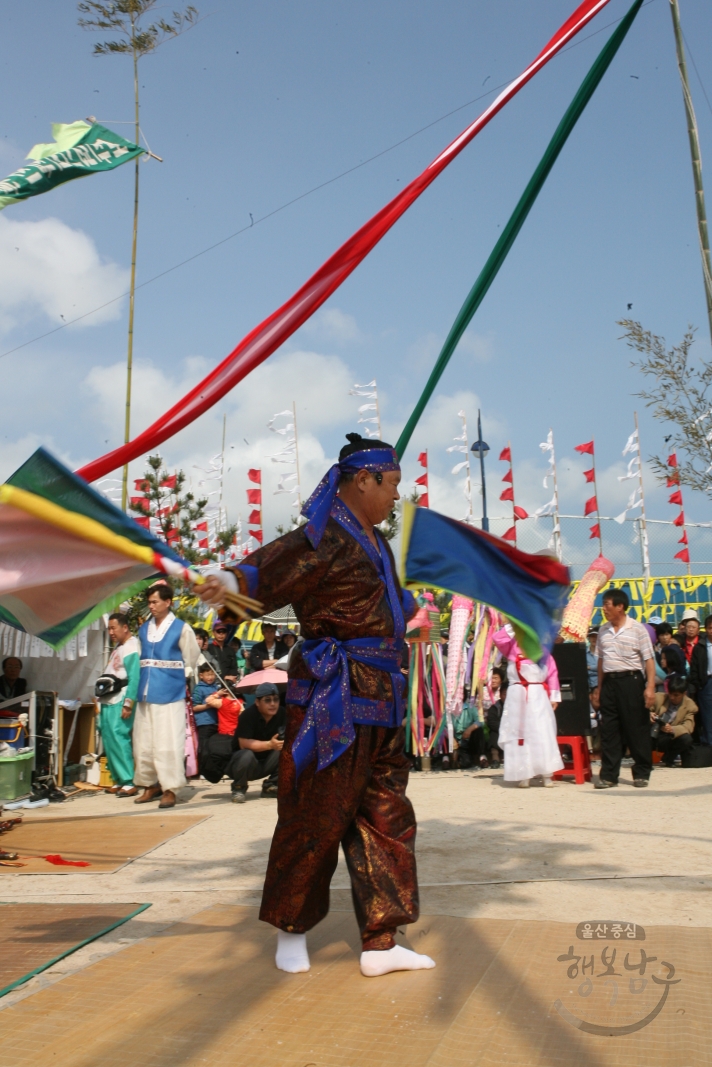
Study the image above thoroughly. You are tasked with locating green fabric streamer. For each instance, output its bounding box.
[396,0,644,459]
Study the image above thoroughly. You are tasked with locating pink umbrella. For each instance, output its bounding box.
[235,667,287,693]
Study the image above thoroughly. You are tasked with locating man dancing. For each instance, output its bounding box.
[198,433,434,978]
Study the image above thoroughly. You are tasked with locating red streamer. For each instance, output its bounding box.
[76,0,613,484]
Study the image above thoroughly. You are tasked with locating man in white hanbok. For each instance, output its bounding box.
[493,625,563,787]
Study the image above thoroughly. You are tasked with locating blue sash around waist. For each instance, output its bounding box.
[290,636,405,777]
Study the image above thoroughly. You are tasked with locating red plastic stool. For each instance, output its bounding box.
[552,735,592,785]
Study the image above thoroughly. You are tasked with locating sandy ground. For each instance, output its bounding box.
[1,763,710,1009]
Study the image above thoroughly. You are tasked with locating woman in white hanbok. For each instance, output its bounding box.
[493,625,564,787]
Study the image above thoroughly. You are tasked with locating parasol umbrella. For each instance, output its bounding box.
[235,668,287,694]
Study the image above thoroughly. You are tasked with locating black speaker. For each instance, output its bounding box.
[551,643,591,737]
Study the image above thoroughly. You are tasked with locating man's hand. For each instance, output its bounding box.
[121,703,132,720]
[551,701,560,712]
[195,575,227,606]
[262,658,277,669]
[644,685,656,710]
[661,722,675,735]
[462,724,476,740]
[269,733,284,751]
[650,710,658,724]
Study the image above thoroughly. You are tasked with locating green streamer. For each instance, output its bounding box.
[396,0,644,460]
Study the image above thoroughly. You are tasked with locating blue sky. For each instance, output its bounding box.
[0,0,711,574]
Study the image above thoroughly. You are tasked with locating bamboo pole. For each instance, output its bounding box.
[374,380,382,439]
[592,449,604,555]
[292,400,302,508]
[549,428,563,562]
[634,412,651,579]
[121,35,141,511]
[507,440,517,547]
[669,0,712,346]
[460,410,474,523]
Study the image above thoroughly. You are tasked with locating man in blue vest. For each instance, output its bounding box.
[134,582,200,809]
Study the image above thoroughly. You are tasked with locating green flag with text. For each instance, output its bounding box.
[0,121,144,210]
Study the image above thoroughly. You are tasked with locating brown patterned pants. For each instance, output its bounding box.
[259,707,419,950]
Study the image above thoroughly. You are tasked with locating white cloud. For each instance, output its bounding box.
[300,307,361,344]
[0,215,128,333]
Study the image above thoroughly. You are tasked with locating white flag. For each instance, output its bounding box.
[446,444,467,454]
[534,496,557,518]
[622,428,638,456]
[618,456,640,482]
[451,460,468,475]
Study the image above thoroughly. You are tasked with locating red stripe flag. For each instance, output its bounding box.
[584,495,598,517]
[673,511,685,527]
[589,523,601,539]
[251,529,264,544]
[500,487,514,502]
[667,453,678,468]
[575,441,594,456]
[501,469,513,483]
[675,548,690,563]
[668,489,683,506]
[678,531,688,544]
[418,493,429,508]
[418,452,428,468]
[501,526,517,542]
[248,509,261,525]
[499,447,511,463]
[513,505,529,520]
[77,0,614,485]
[583,469,595,483]
[248,469,262,484]
[247,489,262,505]
[415,473,428,487]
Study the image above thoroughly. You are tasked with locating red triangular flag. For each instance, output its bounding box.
[417,451,428,468]
[133,515,150,529]
[417,493,429,508]
[194,521,208,532]
[198,538,209,550]
[415,473,428,487]
[575,441,594,455]
[247,469,262,484]
[130,496,149,512]
[673,511,685,527]
[134,479,150,492]
[250,529,263,544]
[583,495,598,517]
[161,475,177,489]
[501,469,513,483]
[248,509,261,526]
[668,489,683,506]
[678,531,688,544]
[667,453,677,468]
[666,474,680,487]
[674,548,690,563]
[589,523,601,539]
[499,487,514,502]
[501,526,516,542]
[513,505,528,520]
[499,447,511,462]
[247,488,262,505]
[583,469,595,484]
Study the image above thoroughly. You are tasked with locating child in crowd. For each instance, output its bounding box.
[493,624,563,788]
[192,663,223,768]
[484,666,506,768]
[650,672,697,766]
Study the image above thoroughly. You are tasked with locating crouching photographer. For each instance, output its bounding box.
[650,673,696,767]
[201,682,285,803]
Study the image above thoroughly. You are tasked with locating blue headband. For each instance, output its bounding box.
[301,447,400,548]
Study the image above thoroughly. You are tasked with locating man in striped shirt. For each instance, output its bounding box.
[594,587,656,789]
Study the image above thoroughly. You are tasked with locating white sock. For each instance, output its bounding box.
[275,930,310,973]
[518,779,530,788]
[543,776,554,787]
[360,945,436,978]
